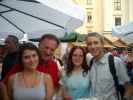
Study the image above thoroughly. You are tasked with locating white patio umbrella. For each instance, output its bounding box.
[0,32,24,40]
[121,33,133,44]
[0,0,85,40]
[112,22,133,44]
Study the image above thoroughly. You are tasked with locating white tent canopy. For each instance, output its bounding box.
[112,22,133,44]
[0,0,85,40]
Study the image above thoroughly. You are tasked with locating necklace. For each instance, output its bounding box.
[22,72,38,88]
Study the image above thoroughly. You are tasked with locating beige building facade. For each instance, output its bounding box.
[73,0,133,36]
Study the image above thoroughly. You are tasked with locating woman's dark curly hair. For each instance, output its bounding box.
[17,42,41,68]
[66,46,89,77]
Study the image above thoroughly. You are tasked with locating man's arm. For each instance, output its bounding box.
[124,82,133,100]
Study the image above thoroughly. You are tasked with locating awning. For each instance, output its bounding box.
[59,32,77,42]
[30,32,77,42]
[77,34,87,42]
[103,37,114,48]
[76,33,114,48]
[113,39,128,48]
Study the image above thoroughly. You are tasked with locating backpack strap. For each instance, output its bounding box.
[89,57,94,69]
[108,54,120,100]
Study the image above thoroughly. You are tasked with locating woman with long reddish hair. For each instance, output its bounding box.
[60,46,90,100]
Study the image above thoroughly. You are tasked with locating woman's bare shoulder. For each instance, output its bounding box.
[8,72,20,82]
[39,72,52,81]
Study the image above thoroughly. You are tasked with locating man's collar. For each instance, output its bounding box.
[98,54,106,64]
[94,53,107,64]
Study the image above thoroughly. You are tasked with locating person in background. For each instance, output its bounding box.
[126,48,133,85]
[7,43,54,100]
[62,48,70,69]
[0,45,5,79]
[0,45,5,62]
[86,32,133,100]
[1,35,19,80]
[60,46,90,100]
[112,49,119,57]
[119,49,128,62]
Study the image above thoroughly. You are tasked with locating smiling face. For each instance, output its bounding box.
[86,36,104,59]
[22,49,39,71]
[39,38,57,61]
[72,48,84,68]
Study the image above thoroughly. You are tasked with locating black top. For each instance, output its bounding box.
[1,51,18,80]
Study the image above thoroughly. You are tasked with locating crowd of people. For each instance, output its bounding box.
[0,32,133,100]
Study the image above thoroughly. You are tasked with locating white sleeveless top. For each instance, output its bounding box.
[12,73,45,100]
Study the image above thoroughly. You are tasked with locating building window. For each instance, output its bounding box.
[115,17,121,26]
[86,0,92,5]
[87,15,92,23]
[114,0,121,10]
[87,12,92,23]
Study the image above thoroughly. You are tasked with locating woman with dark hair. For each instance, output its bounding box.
[60,46,90,100]
[7,43,54,100]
